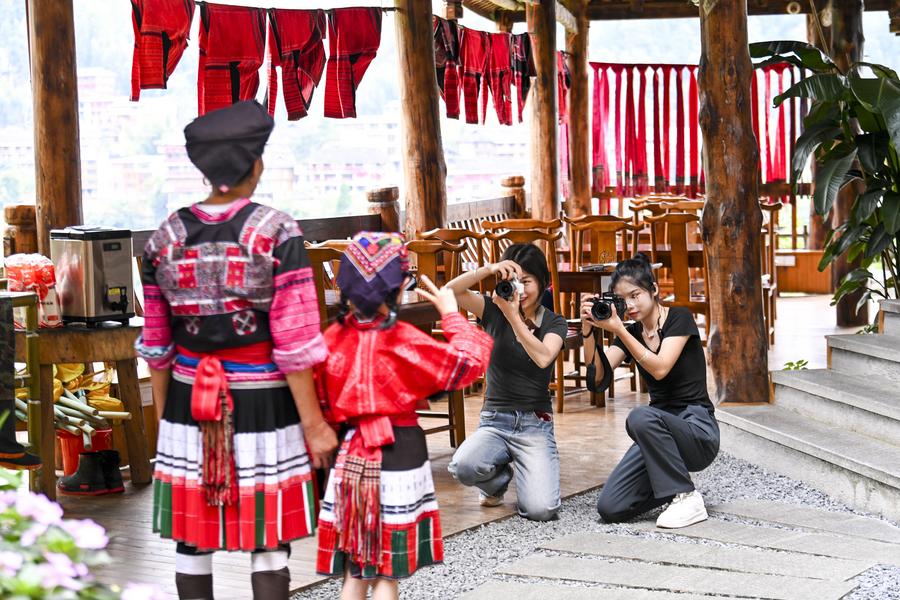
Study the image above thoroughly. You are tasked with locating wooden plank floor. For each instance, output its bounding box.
[57,294,854,598]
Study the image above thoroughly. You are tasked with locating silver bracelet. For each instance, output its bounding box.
[637,348,650,364]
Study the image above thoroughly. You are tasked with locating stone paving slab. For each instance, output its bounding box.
[458,581,733,600]
[496,556,856,600]
[629,518,900,567]
[541,532,872,581]
[710,500,900,544]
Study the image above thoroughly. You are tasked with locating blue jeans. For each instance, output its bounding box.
[448,410,561,521]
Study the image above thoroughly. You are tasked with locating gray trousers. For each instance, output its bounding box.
[597,404,719,523]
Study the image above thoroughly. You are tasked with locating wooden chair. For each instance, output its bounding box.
[760,201,782,322]
[305,245,344,329]
[645,213,710,342]
[482,218,563,263]
[485,229,579,412]
[417,228,485,287]
[406,239,466,286]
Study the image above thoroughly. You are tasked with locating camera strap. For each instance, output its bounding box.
[586,329,613,394]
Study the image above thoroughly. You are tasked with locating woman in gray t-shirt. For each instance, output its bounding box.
[445,244,567,521]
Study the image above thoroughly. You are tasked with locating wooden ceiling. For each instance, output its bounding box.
[461,0,892,23]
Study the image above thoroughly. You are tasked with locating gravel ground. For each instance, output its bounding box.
[292,452,900,599]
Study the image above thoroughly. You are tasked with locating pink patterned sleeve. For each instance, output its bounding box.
[134,229,175,369]
[269,222,328,373]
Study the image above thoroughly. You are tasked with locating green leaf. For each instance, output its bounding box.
[882,192,900,234]
[848,73,900,152]
[865,223,892,259]
[776,74,847,106]
[856,61,900,81]
[856,132,890,174]
[853,104,884,133]
[748,41,836,72]
[753,55,807,72]
[814,148,858,215]
[792,122,842,183]
[805,101,840,127]
[855,190,884,221]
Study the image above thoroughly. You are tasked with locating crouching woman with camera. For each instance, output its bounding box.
[584,254,719,529]
[444,244,567,521]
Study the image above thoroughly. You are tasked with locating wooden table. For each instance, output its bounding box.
[323,290,467,447]
[636,243,706,269]
[14,323,152,499]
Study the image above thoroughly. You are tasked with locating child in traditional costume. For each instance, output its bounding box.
[314,233,492,600]
[135,100,337,600]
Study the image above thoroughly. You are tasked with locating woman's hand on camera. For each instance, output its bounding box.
[417,275,458,316]
[580,296,601,329]
[581,297,624,334]
[492,289,520,319]
[489,260,522,281]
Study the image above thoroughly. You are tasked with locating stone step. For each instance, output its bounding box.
[459,582,732,600]
[628,518,900,567]
[541,531,872,580]
[827,333,900,382]
[496,555,856,600]
[709,499,900,544]
[882,300,900,336]
[771,368,900,445]
[717,404,900,521]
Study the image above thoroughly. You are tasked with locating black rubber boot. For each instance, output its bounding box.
[0,450,42,471]
[175,573,214,600]
[57,452,107,496]
[251,567,290,600]
[98,450,125,493]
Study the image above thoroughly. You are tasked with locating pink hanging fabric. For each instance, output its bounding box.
[751,69,762,179]
[772,65,788,183]
[623,67,636,198]
[688,66,699,198]
[674,67,685,195]
[591,64,611,196]
[661,65,672,192]
[652,68,664,191]
[764,68,773,182]
[635,67,649,196]
[612,65,624,198]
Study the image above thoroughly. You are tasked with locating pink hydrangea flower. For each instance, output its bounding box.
[122,583,168,600]
[0,551,23,576]
[60,518,109,550]
[38,553,83,591]
[15,492,63,525]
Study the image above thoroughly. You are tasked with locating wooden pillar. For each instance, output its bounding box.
[3,206,39,256]
[501,175,527,217]
[806,8,832,251]
[27,0,83,255]
[395,0,448,237]
[367,186,401,233]
[698,0,769,404]
[566,1,590,218]
[526,0,559,222]
[829,0,868,327]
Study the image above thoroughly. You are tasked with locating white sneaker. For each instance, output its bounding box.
[656,490,708,529]
[479,491,504,507]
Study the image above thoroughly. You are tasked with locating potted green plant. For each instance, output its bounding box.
[749,41,900,315]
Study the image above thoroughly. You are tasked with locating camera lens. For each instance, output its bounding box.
[591,299,612,321]
[495,280,514,300]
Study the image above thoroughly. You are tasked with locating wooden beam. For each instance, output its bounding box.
[505,0,891,20]
[527,0,559,221]
[27,0,83,255]
[395,0,448,234]
[566,1,591,217]
[698,0,769,403]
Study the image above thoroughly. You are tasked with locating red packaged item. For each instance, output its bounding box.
[5,254,63,328]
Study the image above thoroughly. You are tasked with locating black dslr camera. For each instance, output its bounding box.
[495,278,525,301]
[590,292,627,321]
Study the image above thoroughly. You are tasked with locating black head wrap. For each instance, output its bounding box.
[184,100,274,191]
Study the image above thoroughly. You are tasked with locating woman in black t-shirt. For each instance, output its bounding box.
[445,244,567,521]
[582,254,719,529]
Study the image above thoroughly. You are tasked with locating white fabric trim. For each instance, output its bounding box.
[251,549,289,572]
[175,552,213,575]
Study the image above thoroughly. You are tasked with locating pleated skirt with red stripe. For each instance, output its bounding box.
[152,371,317,552]
[316,426,444,580]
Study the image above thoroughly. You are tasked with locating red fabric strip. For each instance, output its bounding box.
[764,68,773,181]
[624,67,636,198]
[675,67,685,195]
[652,68,664,191]
[688,66,699,198]
[751,70,761,179]
[613,66,624,198]
[635,67,649,196]
[176,341,274,365]
[662,66,672,192]
[592,65,611,201]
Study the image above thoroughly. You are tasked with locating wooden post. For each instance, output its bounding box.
[501,175,527,217]
[395,0,448,237]
[829,0,868,327]
[526,0,559,222]
[566,1,590,218]
[3,206,39,256]
[367,186,401,233]
[444,1,464,21]
[27,0,83,256]
[698,0,769,404]
[806,8,832,251]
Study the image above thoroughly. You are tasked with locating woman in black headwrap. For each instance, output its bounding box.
[135,101,337,600]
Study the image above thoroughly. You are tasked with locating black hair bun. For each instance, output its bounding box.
[632,252,652,267]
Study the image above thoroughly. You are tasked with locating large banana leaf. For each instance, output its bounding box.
[854,190,884,222]
[791,121,842,183]
[814,148,858,215]
[849,73,900,152]
[775,74,846,106]
[748,41,836,73]
[856,132,891,175]
[883,192,900,235]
